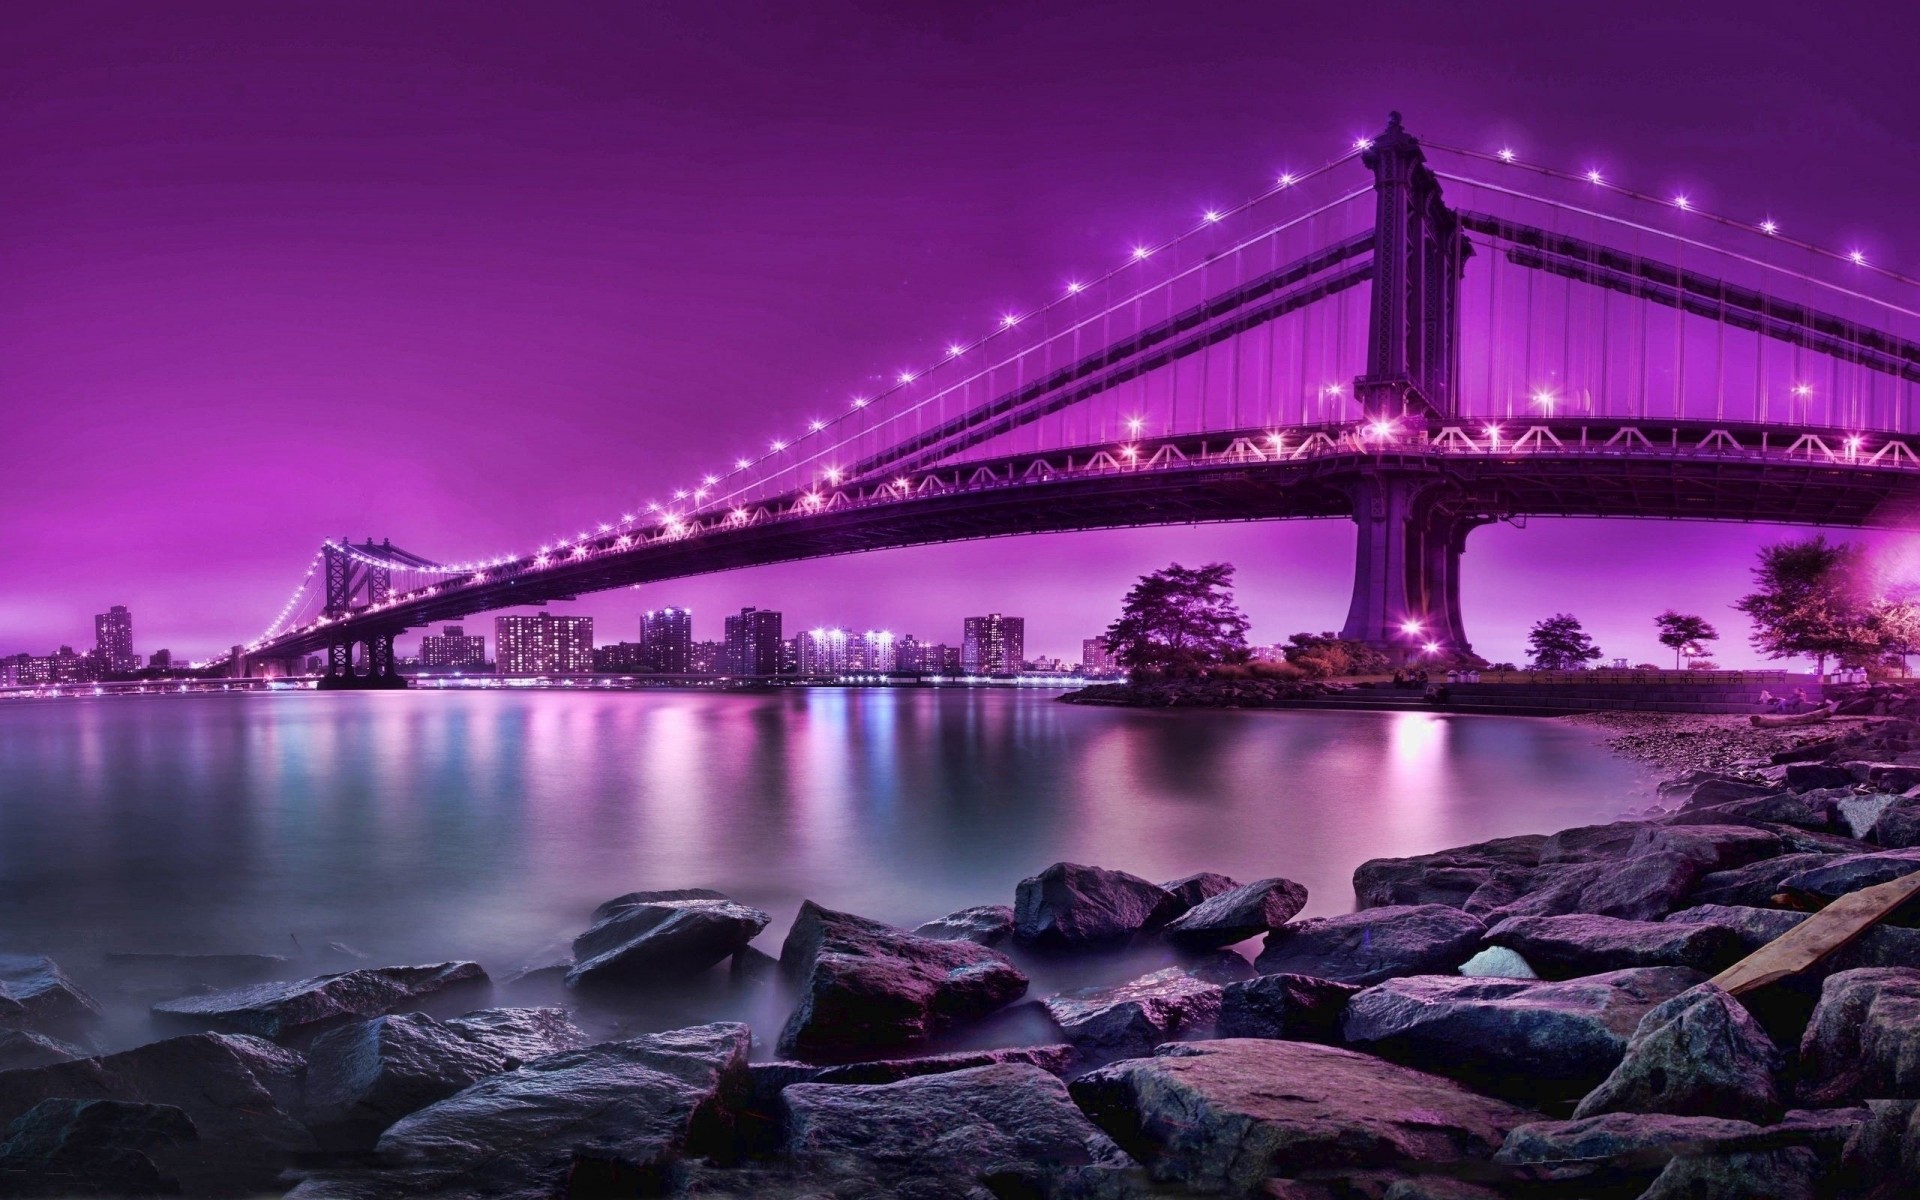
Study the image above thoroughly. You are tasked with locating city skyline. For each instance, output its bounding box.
[5,2,1917,671]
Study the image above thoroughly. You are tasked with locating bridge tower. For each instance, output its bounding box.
[316,538,410,690]
[1339,114,1483,661]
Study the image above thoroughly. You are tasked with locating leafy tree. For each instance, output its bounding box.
[1281,631,1390,679]
[1653,610,1719,670]
[1734,536,1877,675]
[1871,597,1920,675]
[1103,562,1251,678]
[1527,614,1602,670]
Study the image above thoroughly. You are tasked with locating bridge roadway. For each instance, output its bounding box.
[252,415,1920,665]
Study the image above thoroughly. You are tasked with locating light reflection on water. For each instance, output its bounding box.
[0,690,1648,1045]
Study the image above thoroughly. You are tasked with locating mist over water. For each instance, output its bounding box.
[0,689,1649,1049]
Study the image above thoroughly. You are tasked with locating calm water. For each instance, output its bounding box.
[0,688,1649,1047]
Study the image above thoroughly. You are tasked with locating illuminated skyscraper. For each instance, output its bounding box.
[723,607,782,676]
[1082,637,1116,672]
[420,625,486,671]
[94,605,135,674]
[962,613,1025,675]
[857,630,897,672]
[798,627,851,674]
[640,607,694,673]
[494,613,594,675]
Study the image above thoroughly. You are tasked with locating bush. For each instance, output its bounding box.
[1281,631,1390,679]
[1210,660,1308,682]
[1633,663,1662,671]
[1684,658,1720,670]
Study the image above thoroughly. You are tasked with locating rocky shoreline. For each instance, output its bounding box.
[1060,677,1344,707]
[3,705,1920,1196]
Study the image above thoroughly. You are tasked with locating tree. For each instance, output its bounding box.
[1871,597,1920,675]
[1653,610,1719,670]
[1281,631,1390,679]
[1103,562,1252,678]
[1734,536,1877,675]
[1527,613,1602,670]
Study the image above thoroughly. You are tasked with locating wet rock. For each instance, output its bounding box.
[151,961,488,1041]
[565,891,771,987]
[1686,852,1842,908]
[1573,983,1783,1122]
[1041,967,1224,1061]
[366,1023,750,1197]
[0,1032,313,1196]
[1254,904,1485,985]
[726,944,778,987]
[776,900,1027,1060]
[1669,793,1826,830]
[1777,848,1920,902]
[1456,946,1538,978]
[1665,904,1920,987]
[1214,974,1357,1042]
[1159,871,1241,912]
[783,1063,1133,1196]
[1340,966,1705,1105]
[303,1008,586,1150]
[1836,1099,1919,1197]
[1496,1112,1762,1189]
[1874,797,1920,848]
[749,1044,1076,1106]
[0,955,100,1030]
[1070,1039,1530,1194]
[1352,835,1547,910]
[1486,852,1702,923]
[0,1030,84,1074]
[1798,968,1920,1104]
[911,904,1015,946]
[1483,913,1745,978]
[1679,776,1779,810]
[1786,762,1853,790]
[1636,1146,1820,1199]
[1838,794,1902,839]
[1632,824,1787,871]
[1161,877,1308,949]
[0,1099,197,1198]
[1182,949,1257,983]
[1012,861,1182,950]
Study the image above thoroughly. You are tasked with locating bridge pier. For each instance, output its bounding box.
[316,631,409,690]
[1339,471,1484,663]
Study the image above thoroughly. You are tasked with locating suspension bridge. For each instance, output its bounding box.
[220,113,1920,687]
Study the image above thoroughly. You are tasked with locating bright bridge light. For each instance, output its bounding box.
[897,371,916,383]
[1424,641,1441,654]
[1066,281,1084,294]
[1367,419,1397,439]
[1131,246,1151,260]
[1586,169,1603,184]
[947,344,964,357]
[735,458,751,469]
[1760,219,1778,235]
[1277,172,1295,187]
[1126,416,1144,433]
[1850,250,1868,265]
[1497,148,1516,162]
[1673,195,1691,210]
[1401,620,1423,634]
[1204,209,1221,222]
[1353,137,1374,151]
[810,419,825,431]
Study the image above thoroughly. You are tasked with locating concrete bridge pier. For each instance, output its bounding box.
[1339,470,1484,663]
[316,630,409,690]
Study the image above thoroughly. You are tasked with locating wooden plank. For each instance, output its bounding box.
[1711,869,1920,996]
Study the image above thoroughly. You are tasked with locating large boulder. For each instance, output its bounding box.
[303,1008,587,1150]
[1484,852,1701,923]
[1687,852,1842,908]
[1573,983,1783,1123]
[1497,1113,1780,1197]
[1041,967,1223,1061]
[365,1023,750,1197]
[1215,974,1358,1042]
[565,890,770,987]
[1339,967,1705,1105]
[0,1032,313,1196]
[151,961,488,1041]
[783,1063,1134,1196]
[1012,862,1182,950]
[0,1030,84,1073]
[1161,877,1308,949]
[1776,849,1920,903]
[1253,904,1485,985]
[1070,1039,1530,1194]
[0,1098,198,1198]
[1798,968,1920,1104]
[1633,823,1786,871]
[777,901,1027,1060]
[1159,871,1241,912]
[0,955,100,1030]
[1482,913,1744,978]
[1786,762,1853,790]
[1873,797,1920,848]
[1352,835,1547,911]
[1666,905,1920,978]
[911,904,1014,946]
[1678,776,1779,810]
[1669,793,1827,830]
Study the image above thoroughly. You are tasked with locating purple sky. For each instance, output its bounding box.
[5,1,1918,666]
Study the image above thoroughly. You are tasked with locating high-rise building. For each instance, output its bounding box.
[690,640,724,675]
[420,625,486,671]
[1082,637,1116,673]
[494,614,594,675]
[640,607,694,673]
[797,627,851,674]
[723,607,782,676]
[855,630,897,673]
[147,648,172,670]
[962,614,1025,675]
[894,634,924,672]
[593,641,647,672]
[779,635,801,676]
[94,605,135,674]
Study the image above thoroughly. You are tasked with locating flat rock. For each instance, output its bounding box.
[1874,797,1920,848]
[1483,913,1745,978]
[749,1044,1075,1102]
[0,1098,198,1199]
[1159,871,1241,912]
[1686,852,1842,908]
[368,1022,750,1197]
[1669,793,1827,830]
[910,904,1015,946]
[1679,777,1779,810]
[1042,967,1223,1061]
[1798,968,1920,1104]
[0,1030,85,1074]
[1215,974,1357,1042]
[1161,877,1308,949]
[1340,966,1705,1105]
[1254,904,1485,985]
[1786,762,1853,790]
[1070,1039,1531,1194]
[1776,848,1920,902]
[1573,983,1783,1123]
[0,955,100,1030]
[1013,861,1182,950]
[1496,1111,1762,1181]
[442,1006,585,1061]
[783,1063,1133,1195]
[566,891,770,987]
[1485,852,1701,923]
[0,1032,313,1196]
[776,900,1028,1060]
[152,961,488,1041]
[1352,835,1547,910]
